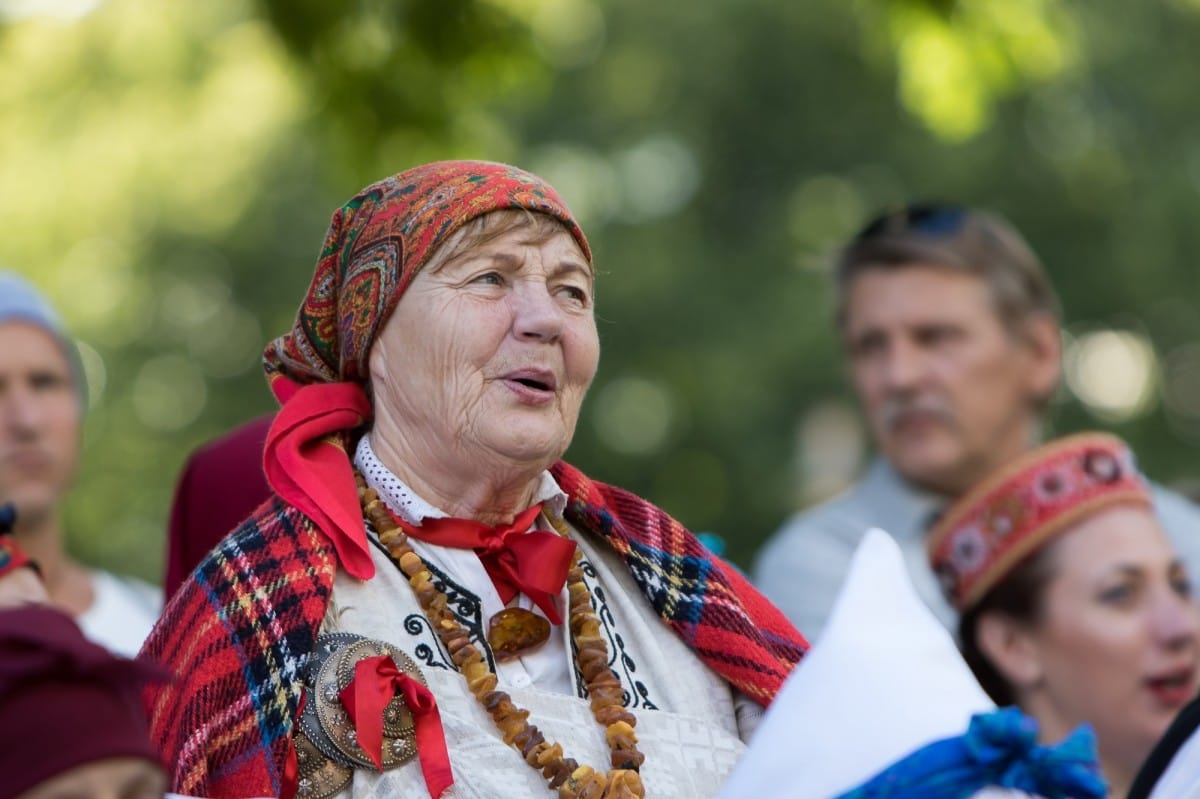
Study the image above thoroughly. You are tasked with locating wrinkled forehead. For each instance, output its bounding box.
[422,208,593,279]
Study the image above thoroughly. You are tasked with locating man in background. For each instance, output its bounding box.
[0,272,160,655]
[753,205,1200,640]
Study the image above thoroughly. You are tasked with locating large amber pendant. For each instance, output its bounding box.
[487,607,551,662]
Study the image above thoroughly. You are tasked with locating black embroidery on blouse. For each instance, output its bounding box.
[367,527,497,672]
[573,558,658,711]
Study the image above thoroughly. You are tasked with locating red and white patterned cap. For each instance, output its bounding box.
[927,432,1152,612]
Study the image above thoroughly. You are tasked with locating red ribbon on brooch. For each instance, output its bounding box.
[338,654,454,798]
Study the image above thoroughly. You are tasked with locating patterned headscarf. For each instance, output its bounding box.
[263,160,589,389]
[260,161,591,580]
[928,432,1152,612]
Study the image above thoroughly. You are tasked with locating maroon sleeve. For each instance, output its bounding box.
[163,414,275,601]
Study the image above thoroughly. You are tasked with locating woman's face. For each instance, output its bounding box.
[1022,505,1200,762]
[369,219,599,478]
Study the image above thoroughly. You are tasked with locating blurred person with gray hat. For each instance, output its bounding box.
[0,271,160,655]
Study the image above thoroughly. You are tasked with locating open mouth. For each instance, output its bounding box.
[505,369,557,392]
[1146,669,1198,706]
[513,377,552,391]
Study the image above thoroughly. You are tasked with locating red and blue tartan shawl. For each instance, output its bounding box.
[142,461,808,798]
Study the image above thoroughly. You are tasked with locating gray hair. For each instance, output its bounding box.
[833,205,1061,333]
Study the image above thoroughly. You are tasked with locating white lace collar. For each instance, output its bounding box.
[353,434,568,525]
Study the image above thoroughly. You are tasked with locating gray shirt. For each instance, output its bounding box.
[753,457,1200,642]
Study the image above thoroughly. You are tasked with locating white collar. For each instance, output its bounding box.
[353,434,568,525]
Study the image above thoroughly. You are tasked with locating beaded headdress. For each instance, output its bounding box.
[928,432,1153,612]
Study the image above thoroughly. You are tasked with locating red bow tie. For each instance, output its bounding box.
[393,505,577,625]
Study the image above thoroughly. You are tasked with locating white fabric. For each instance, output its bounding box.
[355,434,574,694]
[1148,729,1200,799]
[718,528,994,799]
[76,569,161,657]
[326,533,749,798]
[325,442,755,798]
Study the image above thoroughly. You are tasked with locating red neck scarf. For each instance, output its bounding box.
[263,378,376,580]
[262,375,579,618]
[394,506,576,625]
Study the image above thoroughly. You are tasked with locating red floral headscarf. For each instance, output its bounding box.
[261,161,590,579]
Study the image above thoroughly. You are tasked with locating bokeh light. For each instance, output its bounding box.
[794,400,866,504]
[74,338,106,410]
[132,354,207,431]
[1065,328,1159,421]
[613,134,700,223]
[591,376,674,455]
[530,0,606,69]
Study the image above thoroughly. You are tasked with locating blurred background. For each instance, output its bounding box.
[3,0,1199,581]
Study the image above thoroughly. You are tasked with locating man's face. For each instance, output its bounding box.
[842,265,1059,496]
[0,322,81,529]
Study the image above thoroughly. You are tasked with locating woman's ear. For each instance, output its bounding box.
[975,611,1043,690]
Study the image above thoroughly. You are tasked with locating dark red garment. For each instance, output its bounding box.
[0,605,171,799]
[163,413,275,601]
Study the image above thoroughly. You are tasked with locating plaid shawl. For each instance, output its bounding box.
[142,462,807,798]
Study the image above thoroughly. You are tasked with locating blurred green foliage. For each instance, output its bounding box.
[2,0,1199,581]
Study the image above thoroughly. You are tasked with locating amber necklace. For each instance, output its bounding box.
[356,471,647,799]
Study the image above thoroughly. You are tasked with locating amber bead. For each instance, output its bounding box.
[360,468,648,797]
[594,706,636,727]
[487,607,552,661]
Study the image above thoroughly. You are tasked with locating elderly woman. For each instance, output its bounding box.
[142,161,806,799]
[928,431,1200,798]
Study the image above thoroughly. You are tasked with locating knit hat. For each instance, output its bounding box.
[0,271,86,404]
[0,605,172,799]
[928,432,1152,612]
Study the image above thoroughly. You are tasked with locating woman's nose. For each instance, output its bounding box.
[512,284,564,341]
[1152,590,1200,649]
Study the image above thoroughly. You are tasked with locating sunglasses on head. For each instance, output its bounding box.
[853,203,967,243]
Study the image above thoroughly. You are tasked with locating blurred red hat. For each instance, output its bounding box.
[0,604,172,799]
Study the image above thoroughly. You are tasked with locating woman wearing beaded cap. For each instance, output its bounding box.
[928,431,1200,798]
[141,160,806,799]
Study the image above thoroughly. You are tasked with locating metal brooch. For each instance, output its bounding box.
[294,632,426,799]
